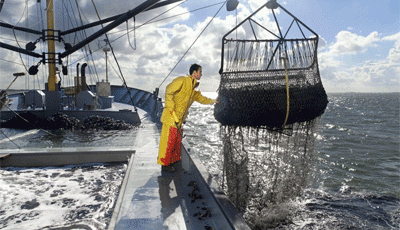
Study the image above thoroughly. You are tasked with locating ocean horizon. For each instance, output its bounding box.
[0,92,399,229]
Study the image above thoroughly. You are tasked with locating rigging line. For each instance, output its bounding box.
[103,1,189,109]
[107,1,223,36]
[90,0,138,108]
[0,57,25,65]
[0,104,62,145]
[67,1,86,48]
[89,0,125,74]
[127,17,136,50]
[12,29,29,73]
[35,0,42,71]
[13,0,27,26]
[44,0,51,12]
[7,1,29,77]
[122,0,221,50]
[25,0,31,75]
[90,0,123,79]
[62,0,79,43]
[236,7,238,40]
[26,5,30,90]
[143,1,224,25]
[72,4,100,82]
[1,104,78,141]
[109,42,137,108]
[158,0,227,88]
[66,0,189,67]
[66,0,191,66]
[109,61,123,82]
[37,0,44,62]
[0,128,21,149]
[74,0,99,83]
[0,36,28,43]
[99,0,188,47]
[3,104,30,124]
[62,0,65,35]
[11,4,44,29]
[89,0,185,98]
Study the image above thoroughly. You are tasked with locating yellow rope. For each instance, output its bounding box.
[283,58,290,127]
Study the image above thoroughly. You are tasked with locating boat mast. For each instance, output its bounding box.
[46,0,56,91]
[0,0,185,88]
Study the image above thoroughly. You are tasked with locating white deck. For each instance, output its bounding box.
[0,105,249,229]
[107,118,243,230]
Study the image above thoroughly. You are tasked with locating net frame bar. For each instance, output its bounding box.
[219,1,319,75]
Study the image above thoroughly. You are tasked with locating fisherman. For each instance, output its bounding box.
[158,64,216,172]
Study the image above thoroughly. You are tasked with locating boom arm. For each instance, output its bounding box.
[0,0,184,60]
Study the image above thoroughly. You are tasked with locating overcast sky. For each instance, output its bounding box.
[0,0,399,93]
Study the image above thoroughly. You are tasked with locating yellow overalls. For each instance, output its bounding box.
[157,75,215,166]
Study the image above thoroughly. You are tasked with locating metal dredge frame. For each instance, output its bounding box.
[214,0,328,129]
[219,0,319,74]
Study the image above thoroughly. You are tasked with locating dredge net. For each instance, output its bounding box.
[214,1,328,227]
[220,119,320,227]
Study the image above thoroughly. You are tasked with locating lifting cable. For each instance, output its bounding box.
[158,1,227,88]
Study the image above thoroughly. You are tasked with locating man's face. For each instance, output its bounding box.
[193,68,202,80]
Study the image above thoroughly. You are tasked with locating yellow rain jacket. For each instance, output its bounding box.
[161,75,216,126]
[158,75,215,166]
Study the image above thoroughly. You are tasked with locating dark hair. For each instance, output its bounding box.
[189,64,202,75]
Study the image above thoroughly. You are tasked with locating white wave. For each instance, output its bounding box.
[0,163,126,229]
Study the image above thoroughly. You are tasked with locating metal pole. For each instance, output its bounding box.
[104,47,110,82]
[46,0,56,91]
[0,42,42,58]
[6,72,26,91]
[0,22,42,35]
[105,50,108,82]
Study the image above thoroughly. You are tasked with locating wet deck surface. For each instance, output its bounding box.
[109,121,234,230]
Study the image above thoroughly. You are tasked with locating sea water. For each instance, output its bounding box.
[0,129,137,229]
[0,163,126,229]
[185,92,400,229]
[0,93,399,229]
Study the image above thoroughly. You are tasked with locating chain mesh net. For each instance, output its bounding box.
[219,120,321,228]
[213,1,328,228]
[215,39,328,128]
